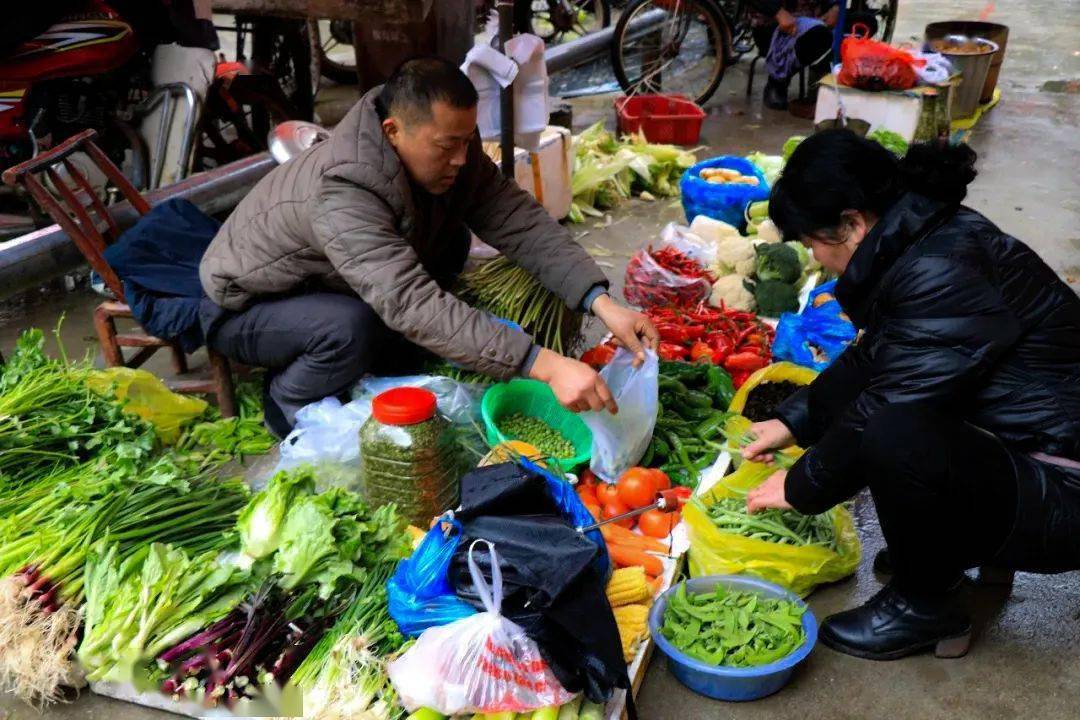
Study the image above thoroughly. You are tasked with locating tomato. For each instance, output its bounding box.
[601,500,633,528]
[577,485,598,505]
[648,469,671,491]
[595,482,621,505]
[638,509,679,538]
[579,468,598,488]
[617,468,658,509]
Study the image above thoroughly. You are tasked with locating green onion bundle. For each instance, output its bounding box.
[696,496,837,551]
[458,256,583,356]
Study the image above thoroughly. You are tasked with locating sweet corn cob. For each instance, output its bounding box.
[613,603,651,662]
[606,566,651,607]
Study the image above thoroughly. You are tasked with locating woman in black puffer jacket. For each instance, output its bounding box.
[741,129,1080,661]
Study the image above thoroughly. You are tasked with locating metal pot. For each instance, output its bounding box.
[927,35,999,120]
[925,21,1009,104]
[267,121,331,165]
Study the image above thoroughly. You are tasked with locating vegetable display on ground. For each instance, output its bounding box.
[661,583,806,667]
[693,496,838,550]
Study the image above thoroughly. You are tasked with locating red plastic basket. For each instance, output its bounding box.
[614,94,705,145]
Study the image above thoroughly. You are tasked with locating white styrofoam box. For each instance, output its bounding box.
[482,125,573,221]
[814,76,956,142]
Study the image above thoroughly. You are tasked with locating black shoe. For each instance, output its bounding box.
[820,584,972,661]
[763,76,789,110]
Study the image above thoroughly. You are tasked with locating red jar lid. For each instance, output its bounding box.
[371,387,438,426]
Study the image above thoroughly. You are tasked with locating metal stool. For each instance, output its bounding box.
[2,129,237,416]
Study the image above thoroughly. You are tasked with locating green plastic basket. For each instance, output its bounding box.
[481,379,592,471]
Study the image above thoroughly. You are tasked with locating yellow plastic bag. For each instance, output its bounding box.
[728,361,817,415]
[87,367,207,444]
[685,460,861,597]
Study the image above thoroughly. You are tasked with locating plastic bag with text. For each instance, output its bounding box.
[581,348,659,481]
[388,539,575,715]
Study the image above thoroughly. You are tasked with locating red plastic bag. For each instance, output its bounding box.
[837,24,924,91]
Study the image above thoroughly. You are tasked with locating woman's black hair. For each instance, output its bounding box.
[769,129,977,241]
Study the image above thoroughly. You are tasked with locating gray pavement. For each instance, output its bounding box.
[1,0,1078,718]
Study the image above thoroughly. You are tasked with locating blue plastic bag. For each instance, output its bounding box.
[681,156,771,231]
[773,281,857,371]
[387,515,477,637]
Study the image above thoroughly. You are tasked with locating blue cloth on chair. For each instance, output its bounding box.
[102,198,219,352]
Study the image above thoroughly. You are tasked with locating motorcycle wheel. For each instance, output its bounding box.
[251,17,318,121]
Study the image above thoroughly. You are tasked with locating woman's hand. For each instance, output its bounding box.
[741,419,795,464]
[746,470,793,513]
[592,294,660,368]
[530,347,618,413]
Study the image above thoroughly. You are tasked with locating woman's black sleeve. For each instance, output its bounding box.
[783,254,1022,514]
[773,339,872,447]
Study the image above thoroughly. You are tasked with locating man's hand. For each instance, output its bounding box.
[530,347,618,413]
[742,419,795,464]
[592,294,660,368]
[746,470,793,513]
[777,8,798,35]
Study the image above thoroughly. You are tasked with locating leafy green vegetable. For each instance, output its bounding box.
[867,128,909,156]
[782,135,806,162]
[661,583,806,667]
[238,469,316,560]
[753,279,800,316]
[78,543,253,683]
[755,243,802,285]
[745,152,784,185]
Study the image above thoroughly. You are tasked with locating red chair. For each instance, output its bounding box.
[2,129,237,416]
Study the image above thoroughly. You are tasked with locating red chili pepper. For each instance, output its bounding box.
[580,343,617,368]
[658,342,689,361]
[655,323,691,344]
[731,369,752,388]
[724,351,769,372]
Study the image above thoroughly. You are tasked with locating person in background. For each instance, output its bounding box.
[745,0,877,113]
[199,57,658,437]
[742,130,1080,660]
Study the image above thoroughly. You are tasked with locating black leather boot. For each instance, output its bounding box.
[820,584,972,661]
[763,75,789,110]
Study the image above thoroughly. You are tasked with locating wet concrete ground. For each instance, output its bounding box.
[1,0,1079,717]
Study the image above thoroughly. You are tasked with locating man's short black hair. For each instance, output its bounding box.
[378,56,478,125]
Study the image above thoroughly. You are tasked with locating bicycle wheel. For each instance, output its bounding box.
[716,0,753,58]
[519,0,611,44]
[850,0,898,43]
[611,0,731,106]
[308,19,358,85]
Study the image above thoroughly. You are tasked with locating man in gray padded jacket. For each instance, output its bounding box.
[200,57,657,435]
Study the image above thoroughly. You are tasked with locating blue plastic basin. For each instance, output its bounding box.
[648,574,818,702]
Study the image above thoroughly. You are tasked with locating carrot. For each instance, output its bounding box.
[600,523,670,554]
[607,543,663,576]
[649,575,665,597]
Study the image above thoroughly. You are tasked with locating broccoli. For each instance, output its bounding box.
[755,243,802,284]
[754,279,800,317]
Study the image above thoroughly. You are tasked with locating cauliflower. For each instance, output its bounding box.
[756,218,782,244]
[711,274,756,311]
[713,235,756,277]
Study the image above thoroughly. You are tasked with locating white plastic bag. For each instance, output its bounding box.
[272,375,485,489]
[660,222,718,267]
[581,348,659,482]
[388,540,574,715]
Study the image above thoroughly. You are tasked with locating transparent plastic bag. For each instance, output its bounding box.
[581,348,659,481]
[388,539,575,715]
[623,246,712,308]
[387,515,477,637]
[659,222,717,267]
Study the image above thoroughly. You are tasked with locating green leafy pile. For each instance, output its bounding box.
[661,583,806,667]
[176,378,276,468]
[238,469,411,600]
[867,128,909,156]
[569,122,697,223]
